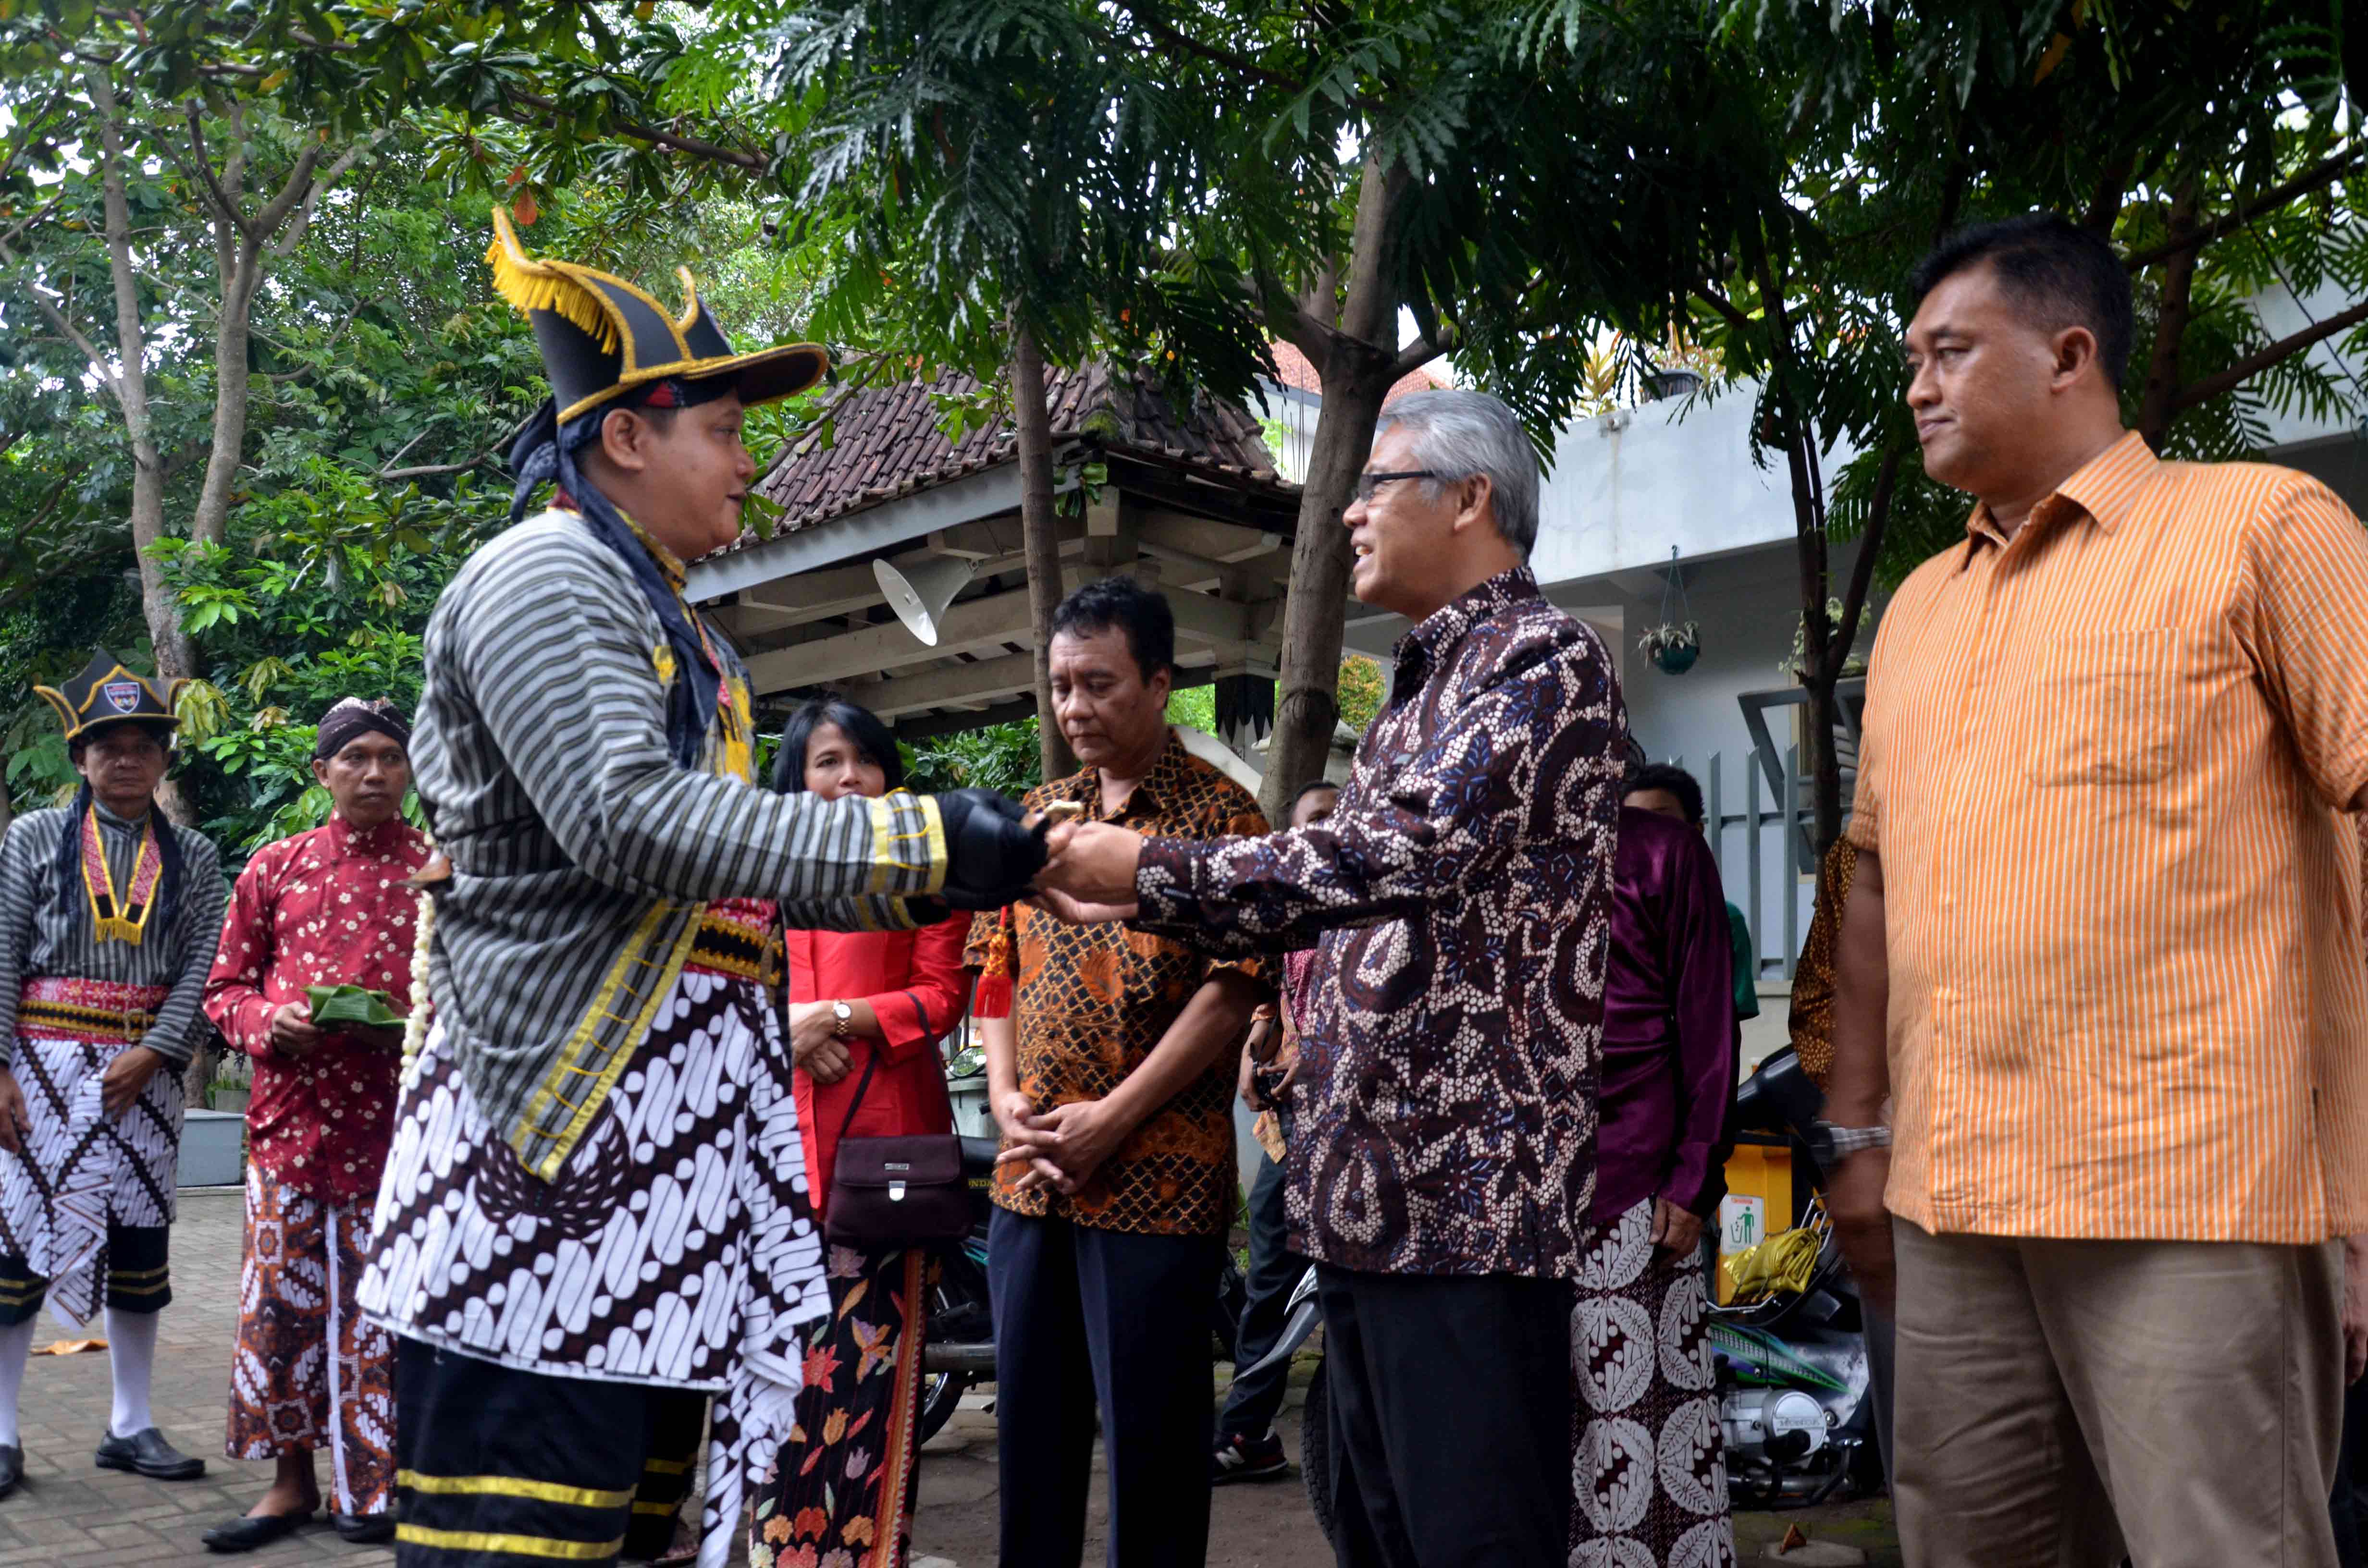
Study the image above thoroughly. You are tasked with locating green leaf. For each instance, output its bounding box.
[304,984,406,1030]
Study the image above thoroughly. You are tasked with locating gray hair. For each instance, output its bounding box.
[1372,388,1540,557]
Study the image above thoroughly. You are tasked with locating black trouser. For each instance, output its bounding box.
[1314,1265,1573,1568]
[1218,1149,1303,1441]
[393,1338,707,1567]
[0,1221,169,1326]
[988,1207,1222,1568]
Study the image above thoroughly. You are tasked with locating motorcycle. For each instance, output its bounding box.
[1711,1044,1884,1508]
[915,1136,1250,1446]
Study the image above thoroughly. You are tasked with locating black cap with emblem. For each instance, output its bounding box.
[34,649,184,748]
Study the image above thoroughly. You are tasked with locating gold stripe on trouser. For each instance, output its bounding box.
[394,1524,627,1560]
[395,1470,633,1561]
[396,1470,633,1509]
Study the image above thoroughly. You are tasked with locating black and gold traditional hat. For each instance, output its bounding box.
[485,207,828,425]
[34,650,184,746]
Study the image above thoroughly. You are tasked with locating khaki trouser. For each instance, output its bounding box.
[1892,1218,2342,1568]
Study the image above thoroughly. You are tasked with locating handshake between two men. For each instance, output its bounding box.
[924,790,1141,915]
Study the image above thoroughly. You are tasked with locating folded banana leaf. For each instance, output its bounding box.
[305,984,405,1030]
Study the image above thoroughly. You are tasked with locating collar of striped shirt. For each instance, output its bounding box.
[1961,429,2154,553]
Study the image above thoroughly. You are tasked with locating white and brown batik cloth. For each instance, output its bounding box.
[227,1170,395,1516]
[360,932,828,1568]
[1571,1198,1736,1568]
[0,977,183,1328]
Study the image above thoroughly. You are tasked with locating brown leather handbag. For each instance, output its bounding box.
[823,1053,972,1248]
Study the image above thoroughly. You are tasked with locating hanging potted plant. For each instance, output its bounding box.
[1640,546,1701,673]
[1640,620,1702,674]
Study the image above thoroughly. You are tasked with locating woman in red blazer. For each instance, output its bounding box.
[757,697,969,1568]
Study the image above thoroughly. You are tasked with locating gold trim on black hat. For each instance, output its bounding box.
[484,208,828,425]
[34,651,184,746]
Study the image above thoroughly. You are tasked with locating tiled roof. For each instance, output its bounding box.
[1264,340,1448,404]
[736,362,1288,548]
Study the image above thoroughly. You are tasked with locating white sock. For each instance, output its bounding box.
[105,1307,156,1438]
[0,1316,35,1448]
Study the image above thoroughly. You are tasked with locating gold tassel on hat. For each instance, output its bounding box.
[484,206,619,353]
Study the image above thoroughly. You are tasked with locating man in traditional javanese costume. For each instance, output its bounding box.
[199,698,428,1552]
[356,211,1047,1568]
[0,652,226,1497]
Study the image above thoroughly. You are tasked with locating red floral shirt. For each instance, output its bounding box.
[203,813,430,1202]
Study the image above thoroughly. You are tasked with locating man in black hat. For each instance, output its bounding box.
[0,651,225,1498]
[354,211,1048,1568]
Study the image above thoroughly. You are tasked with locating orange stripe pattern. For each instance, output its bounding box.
[1850,432,2368,1243]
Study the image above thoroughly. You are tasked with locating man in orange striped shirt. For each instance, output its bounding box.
[1825,213,2368,1566]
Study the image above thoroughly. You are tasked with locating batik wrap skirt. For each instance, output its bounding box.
[0,977,180,1328]
[360,962,829,1568]
[227,1169,396,1516]
[751,1245,930,1568]
[1571,1197,1737,1568]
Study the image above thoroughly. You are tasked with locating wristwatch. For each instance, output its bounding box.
[1808,1120,1891,1165]
[831,1000,853,1040]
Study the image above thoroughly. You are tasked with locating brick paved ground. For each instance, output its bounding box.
[0,1188,387,1568]
[0,1187,1897,1567]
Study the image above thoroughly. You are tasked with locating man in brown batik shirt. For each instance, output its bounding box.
[967,577,1268,1568]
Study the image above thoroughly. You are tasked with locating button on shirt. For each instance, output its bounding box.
[204,812,431,1202]
[1849,432,2368,1243]
[966,732,1270,1237]
[1134,567,1626,1279]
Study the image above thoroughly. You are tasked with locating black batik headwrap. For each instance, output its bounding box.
[506,378,739,769]
[49,776,185,942]
[314,696,411,760]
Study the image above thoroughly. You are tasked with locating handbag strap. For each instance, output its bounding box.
[836,1046,881,1143]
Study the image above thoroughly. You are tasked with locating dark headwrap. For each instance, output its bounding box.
[49,776,185,946]
[314,697,412,761]
[505,379,737,769]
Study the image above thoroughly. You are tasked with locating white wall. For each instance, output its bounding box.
[1530,388,1837,588]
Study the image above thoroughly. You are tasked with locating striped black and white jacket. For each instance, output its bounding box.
[0,803,224,1068]
[413,509,948,1182]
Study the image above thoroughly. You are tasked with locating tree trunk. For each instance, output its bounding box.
[191,254,259,550]
[2137,184,2202,450]
[87,73,195,687]
[1010,324,1077,781]
[1259,150,1409,825]
[91,67,196,823]
[1781,429,1849,856]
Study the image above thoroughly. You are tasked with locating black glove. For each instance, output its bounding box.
[933,788,1049,910]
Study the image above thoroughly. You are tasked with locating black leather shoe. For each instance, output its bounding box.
[200,1510,311,1553]
[93,1427,206,1480]
[0,1443,21,1499]
[331,1513,394,1544]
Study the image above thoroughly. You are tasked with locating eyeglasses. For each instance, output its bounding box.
[1352,469,1446,503]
